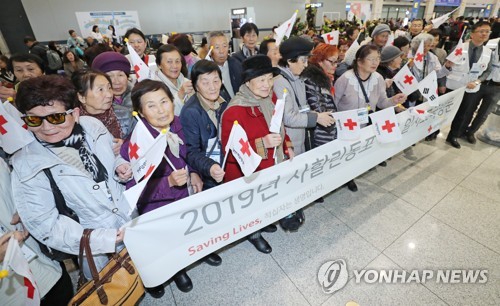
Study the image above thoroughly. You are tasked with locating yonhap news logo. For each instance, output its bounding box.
[318,259,488,294]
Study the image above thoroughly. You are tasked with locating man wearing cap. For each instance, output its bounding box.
[377,45,404,98]
[339,24,392,77]
[92,51,136,137]
[273,36,335,232]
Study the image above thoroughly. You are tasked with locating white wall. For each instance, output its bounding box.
[21,0,347,41]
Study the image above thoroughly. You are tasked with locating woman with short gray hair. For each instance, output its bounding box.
[407,33,454,106]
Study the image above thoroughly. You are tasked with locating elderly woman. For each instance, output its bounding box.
[72,70,123,156]
[377,45,404,99]
[154,44,193,115]
[334,45,407,191]
[222,55,294,253]
[408,33,453,107]
[120,79,202,294]
[301,43,339,148]
[62,50,85,78]
[92,51,136,137]
[0,54,45,101]
[11,75,130,282]
[273,37,335,230]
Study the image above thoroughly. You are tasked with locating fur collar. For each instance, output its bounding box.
[301,64,331,90]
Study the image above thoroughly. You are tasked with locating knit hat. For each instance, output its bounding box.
[279,36,314,61]
[91,51,130,75]
[380,45,403,63]
[371,24,391,38]
[241,55,280,83]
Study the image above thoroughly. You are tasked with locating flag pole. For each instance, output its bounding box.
[272,89,287,165]
[221,120,237,170]
[205,46,213,60]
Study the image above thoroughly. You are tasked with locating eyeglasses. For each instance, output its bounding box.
[365,57,381,63]
[22,109,74,127]
[474,30,492,34]
[326,59,338,65]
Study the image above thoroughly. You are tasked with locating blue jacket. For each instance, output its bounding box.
[180,94,228,190]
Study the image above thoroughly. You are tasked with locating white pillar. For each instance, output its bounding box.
[424,0,436,20]
[372,0,384,20]
[491,0,500,17]
[455,0,467,18]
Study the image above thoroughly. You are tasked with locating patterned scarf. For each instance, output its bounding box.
[42,123,108,183]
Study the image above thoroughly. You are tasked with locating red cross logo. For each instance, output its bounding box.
[24,277,35,299]
[454,48,462,56]
[129,142,140,160]
[134,64,141,77]
[343,118,358,130]
[144,164,155,179]
[239,138,251,156]
[416,109,425,114]
[428,125,432,133]
[415,53,424,62]
[404,75,414,85]
[325,33,333,43]
[0,115,7,135]
[381,120,396,133]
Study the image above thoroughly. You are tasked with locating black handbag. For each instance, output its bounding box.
[34,168,80,261]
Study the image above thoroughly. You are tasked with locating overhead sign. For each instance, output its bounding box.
[306,3,323,9]
[232,8,246,15]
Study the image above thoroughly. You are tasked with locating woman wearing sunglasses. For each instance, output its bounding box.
[10,75,132,282]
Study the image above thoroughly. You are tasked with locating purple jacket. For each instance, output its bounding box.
[120,116,189,214]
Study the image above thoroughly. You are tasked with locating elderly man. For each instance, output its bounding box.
[446,21,493,149]
[207,31,242,101]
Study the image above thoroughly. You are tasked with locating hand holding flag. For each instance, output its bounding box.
[222,121,262,177]
[125,38,151,82]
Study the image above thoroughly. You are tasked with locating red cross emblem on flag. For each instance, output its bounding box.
[325,33,333,43]
[454,48,463,56]
[416,109,425,114]
[415,53,424,62]
[134,64,141,76]
[239,138,251,156]
[381,120,396,133]
[129,142,140,160]
[343,118,358,130]
[0,115,8,135]
[404,75,414,85]
[24,277,35,299]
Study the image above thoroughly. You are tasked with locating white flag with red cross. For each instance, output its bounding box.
[417,70,439,106]
[447,29,467,64]
[126,40,151,82]
[322,30,339,46]
[369,107,402,143]
[385,33,394,47]
[224,121,262,177]
[1,236,40,305]
[269,91,286,133]
[413,40,425,70]
[331,109,361,141]
[393,64,419,95]
[274,10,298,46]
[0,102,34,154]
[408,107,430,120]
[128,118,166,182]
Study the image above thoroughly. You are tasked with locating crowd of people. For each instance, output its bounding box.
[0,13,499,304]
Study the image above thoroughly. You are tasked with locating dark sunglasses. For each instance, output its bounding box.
[21,109,74,127]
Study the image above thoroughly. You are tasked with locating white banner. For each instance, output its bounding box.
[124,88,465,287]
[75,11,141,39]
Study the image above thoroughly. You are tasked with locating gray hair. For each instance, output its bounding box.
[410,33,434,54]
[207,31,227,46]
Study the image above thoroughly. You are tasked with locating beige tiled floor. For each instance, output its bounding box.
[134,131,499,306]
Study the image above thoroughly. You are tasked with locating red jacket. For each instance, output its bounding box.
[221,105,291,182]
